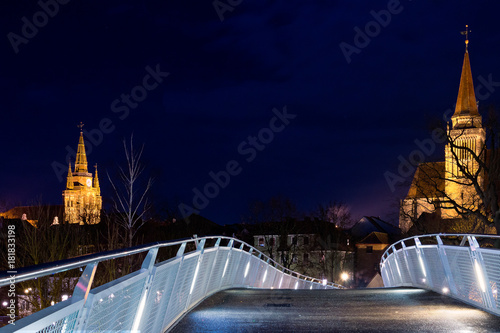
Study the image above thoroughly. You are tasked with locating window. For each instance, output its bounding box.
[303,253,309,264]
[366,246,373,254]
[303,236,309,245]
[269,237,275,246]
[292,236,297,245]
[258,238,264,247]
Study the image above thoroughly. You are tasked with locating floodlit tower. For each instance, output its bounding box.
[62,123,102,224]
[443,26,486,218]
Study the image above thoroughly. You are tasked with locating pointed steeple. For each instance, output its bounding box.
[453,25,478,118]
[74,123,88,173]
[93,164,100,194]
[66,163,74,190]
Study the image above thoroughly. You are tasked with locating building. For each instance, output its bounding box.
[350,216,400,287]
[63,126,102,224]
[253,219,354,284]
[399,31,493,234]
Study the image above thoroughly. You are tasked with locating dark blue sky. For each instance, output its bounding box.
[1,0,500,225]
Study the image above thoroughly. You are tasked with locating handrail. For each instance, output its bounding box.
[1,235,345,333]
[380,233,500,317]
[0,235,341,288]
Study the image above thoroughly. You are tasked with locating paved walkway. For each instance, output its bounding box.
[170,288,500,332]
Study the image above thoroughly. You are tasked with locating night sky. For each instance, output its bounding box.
[2,0,500,225]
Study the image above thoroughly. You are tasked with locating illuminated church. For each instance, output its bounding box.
[400,30,489,233]
[63,125,102,224]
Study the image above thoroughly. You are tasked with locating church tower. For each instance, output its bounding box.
[63,123,102,224]
[443,26,486,218]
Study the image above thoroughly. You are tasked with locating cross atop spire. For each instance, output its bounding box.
[460,25,470,52]
[452,28,480,126]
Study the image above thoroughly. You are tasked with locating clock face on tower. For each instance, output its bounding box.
[86,179,92,187]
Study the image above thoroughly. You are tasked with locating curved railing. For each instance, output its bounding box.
[0,236,343,332]
[380,234,500,315]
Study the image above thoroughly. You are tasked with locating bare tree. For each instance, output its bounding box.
[402,107,500,235]
[0,199,83,317]
[312,202,354,283]
[108,136,154,248]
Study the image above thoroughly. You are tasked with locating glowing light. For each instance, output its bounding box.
[279,276,284,289]
[24,289,29,294]
[294,281,299,290]
[190,260,201,295]
[2,301,7,307]
[62,294,69,301]
[244,261,250,278]
[393,259,402,280]
[341,272,349,281]
[442,287,449,294]
[222,256,230,278]
[418,256,427,278]
[131,290,148,333]
[262,269,268,284]
[322,279,327,286]
[310,285,313,290]
[474,261,486,293]
[51,301,55,306]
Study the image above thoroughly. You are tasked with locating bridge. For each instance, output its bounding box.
[1,234,500,332]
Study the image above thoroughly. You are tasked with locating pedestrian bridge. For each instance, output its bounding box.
[1,234,500,332]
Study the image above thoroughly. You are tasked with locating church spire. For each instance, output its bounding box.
[93,164,100,194]
[74,122,88,173]
[66,163,74,190]
[452,25,478,119]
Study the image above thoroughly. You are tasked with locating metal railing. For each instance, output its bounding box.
[380,234,500,315]
[0,236,342,332]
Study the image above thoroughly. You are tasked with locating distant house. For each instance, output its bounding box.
[252,218,354,284]
[350,216,400,288]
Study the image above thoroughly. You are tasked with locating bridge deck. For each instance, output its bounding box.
[170,287,500,332]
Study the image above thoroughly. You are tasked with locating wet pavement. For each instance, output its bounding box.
[169,287,500,332]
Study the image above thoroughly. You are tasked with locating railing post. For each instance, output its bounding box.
[72,262,97,332]
[203,237,221,296]
[131,247,159,333]
[400,242,415,286]
[468,236,495,310]
[414,237,433,288]
[435,235,457,295]
[163,240,188,327]
[243,248,254,286]
[219,239,234,289]
[250,253,262,287]
[185,238,206,310]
